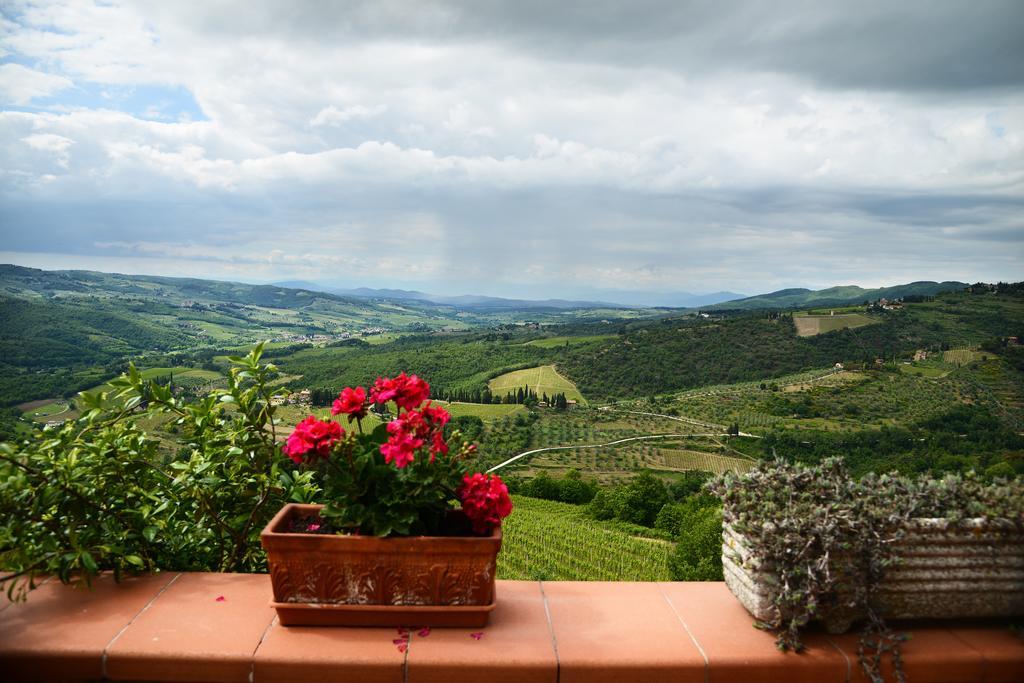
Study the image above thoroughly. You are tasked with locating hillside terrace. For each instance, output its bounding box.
[1,573,1020,683]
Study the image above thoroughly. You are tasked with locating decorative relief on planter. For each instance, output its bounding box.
[261,503,501,626]
[268,558,494,606]
[723,518,1024,633]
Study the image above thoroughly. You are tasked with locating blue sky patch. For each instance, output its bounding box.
[2,58,206,121]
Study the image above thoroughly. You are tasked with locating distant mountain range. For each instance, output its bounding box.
[271,281,746,310]
[704,281,967,311]
[272,281,628,310]
[1,264,966,317]
[272,278,967,312]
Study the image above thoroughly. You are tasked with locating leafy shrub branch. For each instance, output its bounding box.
[0,344,318,601]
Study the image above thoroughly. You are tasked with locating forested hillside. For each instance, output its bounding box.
[707,280,966,311]
[279,335,556,393]
[558,288,1024,399]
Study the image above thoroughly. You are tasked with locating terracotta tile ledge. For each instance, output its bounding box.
[0,573,1020,683]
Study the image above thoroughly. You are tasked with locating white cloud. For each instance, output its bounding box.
[0,1,1021,295]
[0,63,73,104]
[21,132,74,168]
[310,104,387,127]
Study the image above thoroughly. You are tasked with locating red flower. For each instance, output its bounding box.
[379,402,453,467]
[429,432,449,462]
[380,431,422,468]
[457,473,513,534]
[332,386,368,422]
[389,408,425,437]
[370,375,401,405]
[369,372,431,411]
[282,416,344,463]
[421,402,451,427]
[395,374,430,411]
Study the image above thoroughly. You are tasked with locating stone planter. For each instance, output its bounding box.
[260,503,501,627]
[723,518,1024,633]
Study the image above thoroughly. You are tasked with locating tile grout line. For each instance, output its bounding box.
[537,581,560,681]
[250,614,279,683]
[658,584,709,683]
[824,636,852,683]
[942,623,989,681]
[100,572,182,680]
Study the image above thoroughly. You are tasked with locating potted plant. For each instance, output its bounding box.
[711,458,1024,682]
[260,373,512,627]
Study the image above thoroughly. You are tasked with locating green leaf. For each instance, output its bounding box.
[370,423,389,442]
[80,551,99,574]
[125,555,144,568]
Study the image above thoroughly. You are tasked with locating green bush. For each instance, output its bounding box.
[667,505,723,581]
[0,344,317,601]
[588,486,627,521]
[518,469,598,505]
[618,471,670,527]
[558,469,598,504]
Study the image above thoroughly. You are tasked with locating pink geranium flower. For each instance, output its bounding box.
[331,386,368,422]
[380,431,422,468]
[282,416,344,463]
[458,473,513,534]
[370,372,432,411]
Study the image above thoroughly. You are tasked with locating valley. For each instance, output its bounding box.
[3,267,1022,581]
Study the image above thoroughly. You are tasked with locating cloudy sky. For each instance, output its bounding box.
[1,1,1022,302]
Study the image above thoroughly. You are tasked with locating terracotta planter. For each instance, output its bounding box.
[723,518,1024,633]
[260,503,501,627]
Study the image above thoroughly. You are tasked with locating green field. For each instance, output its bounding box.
[656,448,755,474]
[432,401,526,422]
[20,400,73,423]
[803,305,868,315]
[489,365,585,403]
[497,495,672,581]
[88,367,222,394]
[524,334,617,348]
[944,348,990,365]
[21,400,67,417]
[793,313,878,337]
[898,364,949,378]
[275,405,387,433]
[361,333,406,345]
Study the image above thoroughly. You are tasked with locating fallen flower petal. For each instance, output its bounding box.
[417,627,431,637]
[215,595,226,602]
[470,632,484,640]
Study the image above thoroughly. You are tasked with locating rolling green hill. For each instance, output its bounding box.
[709,280,965,311]
[0,264,660,406]
[557,288,1023,400]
